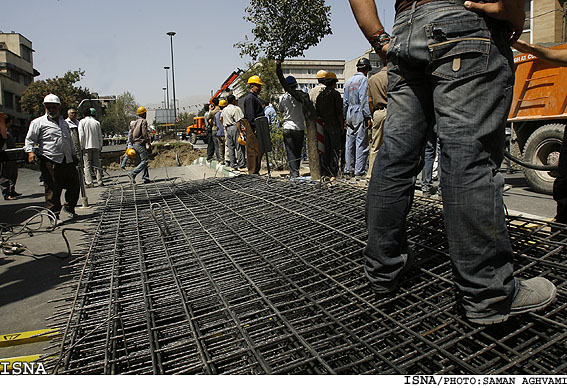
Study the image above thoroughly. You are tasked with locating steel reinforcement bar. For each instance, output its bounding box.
[45,175,567,374]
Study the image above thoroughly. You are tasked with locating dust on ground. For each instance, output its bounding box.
[103,142,207,170]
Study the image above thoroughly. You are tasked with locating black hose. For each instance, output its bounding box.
[504,150,559,172]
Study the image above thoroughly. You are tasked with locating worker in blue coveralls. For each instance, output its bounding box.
[343,57,372,179]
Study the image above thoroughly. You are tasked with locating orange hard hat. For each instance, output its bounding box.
[238,134,246,146]
[247,75,263,86]
[126,148,137,158]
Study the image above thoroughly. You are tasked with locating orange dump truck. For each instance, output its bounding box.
[508,43,567,194]
[186,116,208,144]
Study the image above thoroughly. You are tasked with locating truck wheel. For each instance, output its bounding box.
[523,123,565,195]
[189,133,197,144]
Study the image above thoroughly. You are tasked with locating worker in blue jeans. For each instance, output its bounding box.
[350,0,556,325]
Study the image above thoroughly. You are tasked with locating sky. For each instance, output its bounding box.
[0,0,396,113]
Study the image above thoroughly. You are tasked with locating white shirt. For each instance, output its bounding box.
[78,116,103,150]
[279,92,306,131]
[24,114,75,164]
[221,104,244,127]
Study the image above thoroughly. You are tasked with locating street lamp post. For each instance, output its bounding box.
[164,66,170,123]
[162,87,166,109]
[167,31,177,130]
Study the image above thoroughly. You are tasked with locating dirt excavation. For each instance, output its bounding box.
[103,142,206,170]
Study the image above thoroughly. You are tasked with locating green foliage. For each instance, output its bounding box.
[177,112,195,129]
[100,92,138,135]
[237,58,283,103]
[235,0,332,61]
[268,112,288,170]
[21,70,95,118]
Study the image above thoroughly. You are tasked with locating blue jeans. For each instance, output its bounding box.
[365,0,516,319]
[344,120,369,176]
[283,129,304,177]
[130,144,149,182]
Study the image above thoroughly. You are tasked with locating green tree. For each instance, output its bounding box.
[235,0,332,180]
[100,92,138,135]
[235,0,332,61]
[177,111,195,130]
[21,70,95,118]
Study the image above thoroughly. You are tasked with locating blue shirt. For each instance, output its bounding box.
[343,72,370,126]
[214,110,225,137]
[264,105,277,125]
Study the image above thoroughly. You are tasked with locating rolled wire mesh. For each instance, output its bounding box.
[44,175,567,374]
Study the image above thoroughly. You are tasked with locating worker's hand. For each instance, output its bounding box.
[28,152,37,164]
[464,0,525,42]
[365,118,372,129]
[512,39,532,53]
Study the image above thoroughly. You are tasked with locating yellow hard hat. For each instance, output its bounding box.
[316,70,328,79]
[126,148,137,158]
[324,72,338,80]
[219,99,227,107]
[247,75,263,85]
[137,106,147,115]
[238,134,246,146]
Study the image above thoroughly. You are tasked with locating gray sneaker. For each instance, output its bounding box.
[468,277,556,325]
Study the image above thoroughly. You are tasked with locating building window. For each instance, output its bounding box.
[521,0,532,42]
[16,95,22,112]
[24,74,32,85]
[8,68,20,82]
[20,44,32,62]
[3,91,14,109]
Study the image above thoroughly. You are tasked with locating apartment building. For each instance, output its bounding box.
[0,32,39,140]
[281,59,346,96]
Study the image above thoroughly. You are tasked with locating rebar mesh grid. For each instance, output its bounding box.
[45,175,567,374]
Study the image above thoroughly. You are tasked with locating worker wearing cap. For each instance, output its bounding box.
[24,94,80,219]
[309,70,328,106]
[221,95,246,169]
[279,76,307,178]
[215,99,227,165]
[128,106,152,184]
[79,108,104,187]
[243,75,268,174]
[65,108,81,158]
[343,57,372,179]
[366,63,387,180]
[316,72,344,177]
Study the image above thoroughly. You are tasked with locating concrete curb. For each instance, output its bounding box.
[192,157,236,177]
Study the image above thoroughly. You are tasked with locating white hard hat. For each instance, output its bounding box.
[43,94,61,105]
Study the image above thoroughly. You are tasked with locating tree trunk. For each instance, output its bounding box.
[304,119,320,180]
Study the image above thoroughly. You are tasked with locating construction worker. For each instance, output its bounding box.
[366,64,387,180]
[263,100,277,127]
[121,120,137,170]
[1,115,20,200]
[350,0,556,325]
[343,57,371,179]
[278,76,306,179]
[128,106,152,184]
[65,108,81,158]
[243,75,268,174]
[309,70,327,105]
[512,40,567,224]
[206,98,221,163]
[215,99,227,165]
[79,108,104,187]
[221,95,246,169]
[316,72,344,178]
[24,94,80,219]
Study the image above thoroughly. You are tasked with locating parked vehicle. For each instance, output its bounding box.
[508,43,567,194]
[186,116,208,144]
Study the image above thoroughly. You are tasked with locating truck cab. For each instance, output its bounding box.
[186,116,208,144]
